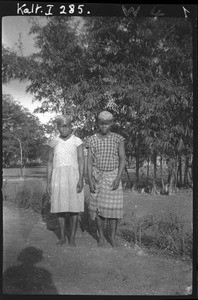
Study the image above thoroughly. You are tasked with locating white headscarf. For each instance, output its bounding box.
[98,111,113,121]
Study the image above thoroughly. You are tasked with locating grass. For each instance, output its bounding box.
[3,178,46,213]
[3,168,193,259]
[3,167,46,179]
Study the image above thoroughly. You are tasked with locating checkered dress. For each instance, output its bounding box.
[86,132,125,219]
[86,132,125,171]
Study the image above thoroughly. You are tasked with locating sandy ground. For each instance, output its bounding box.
[3,200,192,296]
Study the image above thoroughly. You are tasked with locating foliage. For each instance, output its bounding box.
[3,17,87,115]
[2,16,193,189]
[118,209,192,259]
[3,177,192,258]
[3,178,45,213]
[2,93,47,166]
[79,17,193,186]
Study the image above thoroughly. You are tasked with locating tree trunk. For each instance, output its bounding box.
[146,157,150,185]
[160,155,163,190]
[153,152,157,182]
[174,158,178,188]
[160,155,163,179]
[187,154,193,186]
[177,155,182,186]
[191,155,193,181]
[188,169,193,187]
[168,172,174,195]
[151,179,160,195]
[125,165,132,189]
[167,157,178,195]
[135,155,139,184]
[184,155,189,186]
[151,152,158,195]
[161,178,168,195]
[20,164,23,178]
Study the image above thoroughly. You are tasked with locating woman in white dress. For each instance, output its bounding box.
[46,115,84,246]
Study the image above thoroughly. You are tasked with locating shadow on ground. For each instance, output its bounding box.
[3,246,58,294]
[41,196,101,244]
[79,201,99,243]
[40,192,61,240]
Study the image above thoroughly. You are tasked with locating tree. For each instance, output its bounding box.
[3,17,87,115]
[3,93,47,166]
[2,17,193,191]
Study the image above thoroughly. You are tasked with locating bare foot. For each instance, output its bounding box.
[98,237,105,247]
[110,237,120,248]
[56,239,66,246]
[69,239,76,247]
[65,230,70,243]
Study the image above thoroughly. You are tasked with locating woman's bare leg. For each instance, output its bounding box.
[57,214,66,245]
[109,218,118,247]
[96,216,105,247]
[69,213,78,247]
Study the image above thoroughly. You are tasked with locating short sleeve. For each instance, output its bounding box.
[74,136,83,147]
[47,137,57,148]
[117,134,125,142]
[85,135,95,148]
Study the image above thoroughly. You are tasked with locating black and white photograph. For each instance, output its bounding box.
[2,2,196,296]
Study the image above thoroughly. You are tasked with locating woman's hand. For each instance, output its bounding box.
[111,177,120,191]
[46,183,52,202]
[46,182,51,194]
[76,178,84,193]
[89,178,97,193]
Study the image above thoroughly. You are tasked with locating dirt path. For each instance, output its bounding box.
[3,201,192,295]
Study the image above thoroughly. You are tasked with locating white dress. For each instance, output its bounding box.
[48,135,84,213]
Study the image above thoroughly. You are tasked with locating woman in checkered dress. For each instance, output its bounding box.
[86,111,125,247]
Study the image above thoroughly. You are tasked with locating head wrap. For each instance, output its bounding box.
[55,115,72,126]
[98,111,113,121]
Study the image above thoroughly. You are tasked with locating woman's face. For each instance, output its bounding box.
[98,119,113,135]
[57,123,72,138]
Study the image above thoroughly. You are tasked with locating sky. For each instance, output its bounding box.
[2,16,55,124]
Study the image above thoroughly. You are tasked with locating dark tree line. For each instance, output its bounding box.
[2,93,49,167]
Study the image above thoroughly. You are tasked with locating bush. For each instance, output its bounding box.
[153,210,190,255]
[25,162,45,167]
[3,180,91,215]
[3,178,46,213]
[118,209,192,259]
[3,180,192,259]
